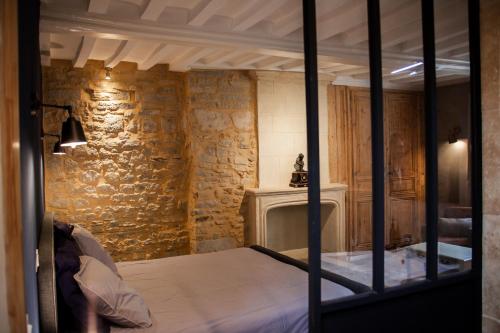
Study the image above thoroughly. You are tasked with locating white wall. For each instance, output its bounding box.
[255,71,330,188]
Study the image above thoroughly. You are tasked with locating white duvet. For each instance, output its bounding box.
[111,248,353,333]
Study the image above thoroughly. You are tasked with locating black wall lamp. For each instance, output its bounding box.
[448,126,462,144]
[41,103,87,149]
[43,133,66,155]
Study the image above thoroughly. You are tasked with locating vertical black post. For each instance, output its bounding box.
[468,0,482,330]
[421,0,438,281]
[302,0,321,331]
[367,0,385,294]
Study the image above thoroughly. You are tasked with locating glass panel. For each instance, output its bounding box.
[246,0,308,261]
[435,0,471,274]
[316,0,373,293]
[381,0,427,286]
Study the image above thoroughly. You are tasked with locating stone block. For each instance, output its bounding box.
[194,109,231,131]
[196,237,237,253]
[81,170,101,184]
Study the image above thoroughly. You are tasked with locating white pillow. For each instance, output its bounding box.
[74,256,153,328]
[72,225,119,275]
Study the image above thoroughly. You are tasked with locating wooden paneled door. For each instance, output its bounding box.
[328,85,424,251]
[384,92,425,248]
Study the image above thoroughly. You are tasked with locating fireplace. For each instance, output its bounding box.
[245,184,347,260]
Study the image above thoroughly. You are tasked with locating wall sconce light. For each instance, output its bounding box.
[448,126,462,144]
[43,133,66,155]
[105,67,112,80]
[41,103,87,148]
[52,139,66,155]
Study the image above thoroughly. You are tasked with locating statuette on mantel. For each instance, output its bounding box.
[289,153,308,188]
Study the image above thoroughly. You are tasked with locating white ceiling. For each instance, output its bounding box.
[39,0,470,88]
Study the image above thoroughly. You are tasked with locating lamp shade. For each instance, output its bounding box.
[52,140,66,155]
[60,116,87,147]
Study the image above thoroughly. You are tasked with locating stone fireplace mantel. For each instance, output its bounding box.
[245,184,348,255]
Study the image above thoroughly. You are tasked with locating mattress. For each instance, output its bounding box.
[111,248,354,333]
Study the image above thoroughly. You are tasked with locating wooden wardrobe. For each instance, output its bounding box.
[328,85,425,251]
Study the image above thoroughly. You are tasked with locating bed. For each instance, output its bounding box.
[38,213,365,333]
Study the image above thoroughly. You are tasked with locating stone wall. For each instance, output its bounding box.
[184,71,258,253]
[43,60,190,261]
[481,1,500,331]
[43,60,257,260]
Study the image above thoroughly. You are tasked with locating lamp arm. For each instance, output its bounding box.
[42,133,60,139]
[30,98,72,116]
[41,103,73,115]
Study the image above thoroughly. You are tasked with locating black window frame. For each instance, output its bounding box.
[302,0,482,332]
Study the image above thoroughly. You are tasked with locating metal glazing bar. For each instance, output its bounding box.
[467,0,483,330]
[302,0,321,331]
[421,0,438,281]
[367,0,385,293]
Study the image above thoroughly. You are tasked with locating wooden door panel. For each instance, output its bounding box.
[386,93,420,180]
[353,199,373,250]
[389,176,417,194]
[328,86,424,251]
[351,89,372,181]
[350,88,373,251]
[387,197,419,245]
[385,92,423,247]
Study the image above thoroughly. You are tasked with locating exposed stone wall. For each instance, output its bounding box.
[43,60,189,261]
[481,1,500,331]
[42,61,258,260]
[184,71,258,253]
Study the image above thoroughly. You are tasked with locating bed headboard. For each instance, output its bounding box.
[38,212,58,333]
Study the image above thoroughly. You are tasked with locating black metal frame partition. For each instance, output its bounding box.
[302,0,482,332]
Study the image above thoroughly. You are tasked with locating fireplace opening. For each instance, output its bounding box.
[266,203,337,260]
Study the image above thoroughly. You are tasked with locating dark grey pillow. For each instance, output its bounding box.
[53,221,110,332]
[72,225,119,276]
[438,217,472,238]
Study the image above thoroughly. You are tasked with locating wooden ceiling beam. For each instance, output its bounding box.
[233,0,287,32]
[334,67,370,76]
[141,0,169,21]
[400,2,468,53]
[88,0,110,14]
[230,54,269,67]
[201,49,247,66]
[382,2,466,51]
[279,59,304,71]
[447,46,470,60]
[272,0,349,38]
[138,43,183,70]
[73,36,96,68]
[169,47,216,71]
[317,0,367,41]
[323,64,359,73]
[381,20,421,49]
[40,9,469,71]
[270,1,302,37]
[105,40,136,68]
[188,0,226,26]
[255,57,296,69]
[343,0,421,46]
[435,33,469,56]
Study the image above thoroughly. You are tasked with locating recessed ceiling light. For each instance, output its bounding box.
[391,62,423,75]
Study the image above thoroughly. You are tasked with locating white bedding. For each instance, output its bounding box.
[111,248,354,333]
